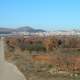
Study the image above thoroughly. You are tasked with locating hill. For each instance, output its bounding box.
[0,26,45,34]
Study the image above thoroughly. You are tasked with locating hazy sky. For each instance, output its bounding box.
[0,0,80,31]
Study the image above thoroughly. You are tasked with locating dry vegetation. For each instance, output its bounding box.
[4,36,80,80]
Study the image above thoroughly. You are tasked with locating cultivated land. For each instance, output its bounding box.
[4,35,80,80]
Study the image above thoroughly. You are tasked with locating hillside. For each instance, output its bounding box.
[0,26,45,34]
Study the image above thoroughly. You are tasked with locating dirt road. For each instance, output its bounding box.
[0,37,26,80]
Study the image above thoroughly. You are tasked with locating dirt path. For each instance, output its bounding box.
[0,37,26,80]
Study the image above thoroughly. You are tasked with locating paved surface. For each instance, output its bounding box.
[0,37,26,80]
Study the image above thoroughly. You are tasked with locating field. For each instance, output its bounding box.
[4,35,80,80]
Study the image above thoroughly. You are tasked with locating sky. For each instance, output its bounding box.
[0,0,80,31]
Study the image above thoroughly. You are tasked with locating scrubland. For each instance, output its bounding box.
[4,36,80,80]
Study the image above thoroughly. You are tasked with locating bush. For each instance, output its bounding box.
[26,42,46,52]
[33,43,46,51]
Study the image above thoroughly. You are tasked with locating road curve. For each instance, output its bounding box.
[0,37,26,80]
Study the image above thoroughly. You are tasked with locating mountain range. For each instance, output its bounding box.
[0,26,45,34]
[0,26,80,34]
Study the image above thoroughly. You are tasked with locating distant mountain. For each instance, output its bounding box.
[16,26,35,32]
[35,29,46,32]
[0,28,14,31]
[0,26,45,34]
[16,26,45,32]
[0,28,15,34]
